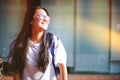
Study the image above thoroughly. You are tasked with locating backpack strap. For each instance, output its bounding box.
[47,33,57,76]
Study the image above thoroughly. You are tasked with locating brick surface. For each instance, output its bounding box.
[67,74,120,80]
[0,74,120,80]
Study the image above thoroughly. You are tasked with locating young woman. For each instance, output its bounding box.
[9,6,67,80]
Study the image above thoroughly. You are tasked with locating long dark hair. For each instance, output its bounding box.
[9,6,51,75]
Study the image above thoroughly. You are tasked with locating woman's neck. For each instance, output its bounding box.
[31,28,44,43]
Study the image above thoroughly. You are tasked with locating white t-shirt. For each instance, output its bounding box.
[23,35,67,80]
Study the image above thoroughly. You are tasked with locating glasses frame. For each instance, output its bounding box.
[37,13,50,21]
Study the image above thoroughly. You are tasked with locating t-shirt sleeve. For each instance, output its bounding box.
[54,36,67,65]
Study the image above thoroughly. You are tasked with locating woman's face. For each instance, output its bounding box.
[31,8,50,30]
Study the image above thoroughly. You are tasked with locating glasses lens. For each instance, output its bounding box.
[38,14,50,20]
[39,14,44,20]
[45,16,50,20]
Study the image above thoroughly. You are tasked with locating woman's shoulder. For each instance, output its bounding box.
[46,32,60,47]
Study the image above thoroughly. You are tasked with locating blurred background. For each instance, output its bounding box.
[0,0,120,75]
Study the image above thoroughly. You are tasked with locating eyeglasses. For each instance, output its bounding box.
[37,13,50,21]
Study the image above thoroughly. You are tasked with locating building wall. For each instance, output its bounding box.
[110,0,120,73]
[75,0,110,73]
[0,0,120,74]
